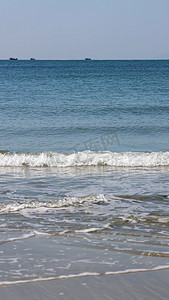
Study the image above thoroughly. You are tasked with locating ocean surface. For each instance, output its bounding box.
[0,59,169,285]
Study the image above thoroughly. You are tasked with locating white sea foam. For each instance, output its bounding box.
[0,232,35,244]
[0,150,169,167]
[0,265,169,286]
[74,224,110,233]
[0,194,107,214]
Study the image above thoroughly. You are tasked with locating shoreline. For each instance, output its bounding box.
[0,269,169,300]
[1,265,169,287]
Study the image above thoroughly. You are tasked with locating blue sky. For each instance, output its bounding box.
[0,0,169,59]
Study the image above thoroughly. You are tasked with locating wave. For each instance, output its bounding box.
[0,232,35,245]
[1,265,169,286]
[0,150,169,167]
[0,194,107,214]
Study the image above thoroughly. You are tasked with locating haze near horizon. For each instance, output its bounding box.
[0,0,169,60]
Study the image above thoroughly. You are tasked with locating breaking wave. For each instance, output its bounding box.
[0,150,169,168]
[0,194,107,214]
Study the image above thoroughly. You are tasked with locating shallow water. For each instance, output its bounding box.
[0,166,169,284]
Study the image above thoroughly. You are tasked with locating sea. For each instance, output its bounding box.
[0,59,169,285]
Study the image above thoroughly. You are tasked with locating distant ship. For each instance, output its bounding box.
[9,57,18,60]
[30,58,36,60]
[85,58,91,60]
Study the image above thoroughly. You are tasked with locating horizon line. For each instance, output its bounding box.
[0,58,169,61]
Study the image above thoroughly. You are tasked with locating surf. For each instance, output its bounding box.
[0,150,169,168]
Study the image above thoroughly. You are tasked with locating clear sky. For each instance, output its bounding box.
[0,0,169,59]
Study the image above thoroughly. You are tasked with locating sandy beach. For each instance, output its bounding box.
[0,269,169,300]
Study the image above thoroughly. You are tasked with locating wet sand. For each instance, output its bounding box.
[0,269,169,300]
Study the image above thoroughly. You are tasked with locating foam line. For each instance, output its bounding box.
[0,150,169,167]
[0,265,169,286]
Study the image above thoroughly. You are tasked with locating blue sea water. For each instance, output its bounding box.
[0,59,169,153]
[0,60,169,286]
